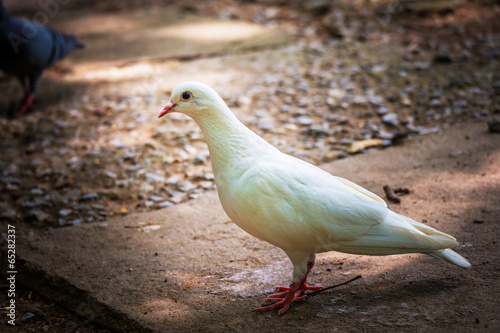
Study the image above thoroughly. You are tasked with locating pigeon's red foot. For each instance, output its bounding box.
[265,283,323,301]
[253,282,323,315]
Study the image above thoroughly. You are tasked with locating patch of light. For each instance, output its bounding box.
[154,21,266,42]
[83,63,158,81]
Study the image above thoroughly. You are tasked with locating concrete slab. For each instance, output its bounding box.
[3,0,290,69]
[8,121,500,332]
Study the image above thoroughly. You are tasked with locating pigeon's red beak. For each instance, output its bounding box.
[158,100,175,118]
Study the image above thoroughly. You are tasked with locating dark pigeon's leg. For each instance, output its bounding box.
[14,76,29,109]
[16,70,41,117]
[18,76,29,97]
[16,94,35,117]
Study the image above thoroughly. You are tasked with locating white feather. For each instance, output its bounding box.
[161,82,471,284]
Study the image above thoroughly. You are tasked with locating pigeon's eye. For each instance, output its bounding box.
[181,91,192,101]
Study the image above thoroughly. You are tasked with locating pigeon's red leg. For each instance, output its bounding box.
[16,93,35,117]
[253,258,322,315]
[15,72,40,116]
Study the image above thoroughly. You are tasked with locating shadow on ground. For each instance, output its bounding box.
[4,122,498,332]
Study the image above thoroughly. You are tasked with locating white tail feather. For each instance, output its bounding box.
[335,212,471,270]
[428,248,471,268]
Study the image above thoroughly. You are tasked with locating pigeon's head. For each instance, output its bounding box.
[158,82,224,120]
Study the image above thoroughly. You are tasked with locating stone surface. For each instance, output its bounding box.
[5,122,500,332]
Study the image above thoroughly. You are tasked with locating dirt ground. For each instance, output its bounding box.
[4,121,500,333]
[0,0,499,332]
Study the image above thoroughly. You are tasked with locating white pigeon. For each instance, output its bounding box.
[157,82,470,315]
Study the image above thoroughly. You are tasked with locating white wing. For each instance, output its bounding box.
[224,154,389,252]
[223,152,459,256]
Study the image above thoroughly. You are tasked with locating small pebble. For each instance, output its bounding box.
[20,312,35,323]
[297,116,314,126]
[157,201,174,209]
[80,193,98,201]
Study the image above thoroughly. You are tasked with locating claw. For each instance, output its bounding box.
[253,282,323,314]
[253,257,323,314]
[253,299,290,313]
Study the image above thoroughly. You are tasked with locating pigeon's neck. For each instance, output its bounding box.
[195,105,273,181]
